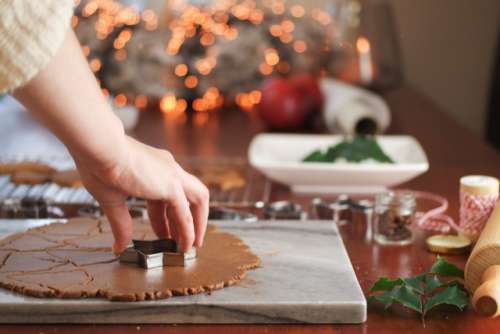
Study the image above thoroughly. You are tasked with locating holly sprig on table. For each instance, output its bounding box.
[368,256,469,326]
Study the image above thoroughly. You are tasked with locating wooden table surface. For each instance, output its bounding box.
[3,85,500,333]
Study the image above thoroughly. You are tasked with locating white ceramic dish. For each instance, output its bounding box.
[248,134,429,194]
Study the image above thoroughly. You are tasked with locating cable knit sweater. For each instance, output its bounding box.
[0,0,74,93]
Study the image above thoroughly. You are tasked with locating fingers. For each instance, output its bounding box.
[167,208,179,241]
[100,201,133,254]
[167,183,195,252]
[181,171,209,248]
[147,200,170,239]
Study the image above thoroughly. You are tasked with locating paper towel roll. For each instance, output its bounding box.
[321,78,391,135]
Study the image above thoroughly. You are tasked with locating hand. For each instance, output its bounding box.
[10,30,209,253]
[75,136,209,254]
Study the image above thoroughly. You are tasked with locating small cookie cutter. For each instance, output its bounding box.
[119,239,196,269]
[264,201,307,220]
[0,197,64,219]
[208,207,258,222]
[312,196,374,228]
[312,195,351,225]
[78,204,147,219]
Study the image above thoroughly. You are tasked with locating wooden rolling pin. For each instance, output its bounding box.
[465,202,500,317]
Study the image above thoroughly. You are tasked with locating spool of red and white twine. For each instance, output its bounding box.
[415,176,499,239]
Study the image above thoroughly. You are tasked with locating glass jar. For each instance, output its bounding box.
[373,191,415,246]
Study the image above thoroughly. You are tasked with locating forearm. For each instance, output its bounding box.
[13,29,127,172]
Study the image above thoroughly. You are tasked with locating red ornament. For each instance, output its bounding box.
[290,73,324,114]
[257,74,323,130]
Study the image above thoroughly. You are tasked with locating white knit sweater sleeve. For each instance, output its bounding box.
[0,0,74,93]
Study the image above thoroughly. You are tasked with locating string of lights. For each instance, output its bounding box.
[72,0,360,116]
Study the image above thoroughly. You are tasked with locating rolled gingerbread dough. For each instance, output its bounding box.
[0,218,259,301]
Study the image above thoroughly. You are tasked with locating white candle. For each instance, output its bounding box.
[356,37,373,85]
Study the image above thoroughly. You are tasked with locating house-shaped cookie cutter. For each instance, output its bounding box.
[119,239,196,269]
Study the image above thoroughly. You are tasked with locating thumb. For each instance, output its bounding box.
[100,201,133,254]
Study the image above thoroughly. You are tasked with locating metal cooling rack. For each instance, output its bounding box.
[178,156,271,209]
[0,155,271,208]
[0,155,93,204]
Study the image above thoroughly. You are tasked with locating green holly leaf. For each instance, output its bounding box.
[369,291,395,309]
[403,274,426,294]
[303,136,394,163]
[423,285,468,314]
[390,286,422,313]
[370,277,403,292]
[370,286,423,313]
[325,142,346,161]
[303,150,327,162]
[395,286,423,313]
[424,275,443,293]
[428,256,464,278]
[445,280,466,289]
[368,257,468,323]
[352,136,394,163]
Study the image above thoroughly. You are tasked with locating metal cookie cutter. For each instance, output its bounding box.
[119,239,196,269]
[78,203,147,219]
[208,207,258,222]
[312,195,352,225]
[264,201,307,220]
[0,197,64,219]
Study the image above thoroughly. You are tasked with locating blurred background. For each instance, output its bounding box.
[65,0,499,145]
[3,0,498,149]
[389,0,500,139]
[0,0,498,236]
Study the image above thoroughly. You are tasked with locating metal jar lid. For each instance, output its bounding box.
[426,234,472,255]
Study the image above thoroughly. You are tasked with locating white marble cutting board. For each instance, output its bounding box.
[0,219,366,324]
